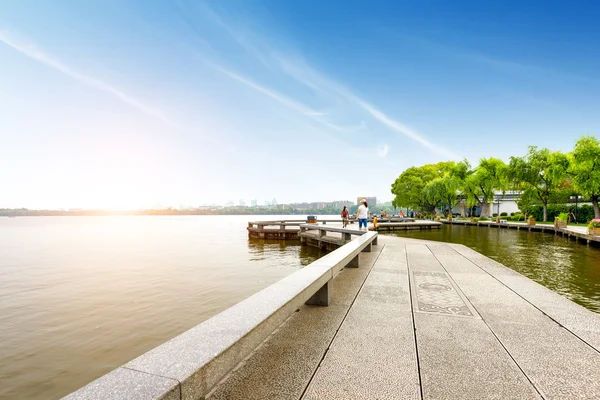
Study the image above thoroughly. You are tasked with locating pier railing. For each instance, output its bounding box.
[247,219,344,230]
[247,219,347,239]
[65,229,378,400]
[300,223,378,246]
[349,217,415,223]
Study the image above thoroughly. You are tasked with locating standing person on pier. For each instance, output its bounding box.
[357,199,369,231]
[341,206,349,228]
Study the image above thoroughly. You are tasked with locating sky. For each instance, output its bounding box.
[1,0,600,209]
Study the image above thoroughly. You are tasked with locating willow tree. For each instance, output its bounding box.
[451,160,479,216]
[570,136,600,218]
[423,175,460,215]
[508,146,567,222]
[451,158,507,217]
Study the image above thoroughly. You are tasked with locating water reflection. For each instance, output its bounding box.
[386,225,600,313]
[247,238,323,266]
[0,216,326,399]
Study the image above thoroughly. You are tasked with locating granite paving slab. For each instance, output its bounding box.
[430,243,600,399]
[303,243,420,400]
[449,243,600,351]
[206,243,383,399]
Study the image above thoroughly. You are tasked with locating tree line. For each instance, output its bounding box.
[390,136,600,222]
[0,203,397,217]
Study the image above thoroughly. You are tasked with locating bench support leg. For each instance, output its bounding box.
[347,254,359,268]
[372,236,378,246]
[343,232,351,241]
[361,243,372,253]
[305,281,331,306]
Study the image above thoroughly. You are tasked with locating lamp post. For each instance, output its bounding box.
[496,196,501,217]
[569,195,582,222]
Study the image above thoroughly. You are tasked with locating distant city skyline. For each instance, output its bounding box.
[3,197,376,211]
[2,1,599,209]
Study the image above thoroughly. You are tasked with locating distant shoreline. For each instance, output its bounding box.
[1,210,344,217]
[1,203,394,217]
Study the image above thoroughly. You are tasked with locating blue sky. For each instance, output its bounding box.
[1,0,600,209]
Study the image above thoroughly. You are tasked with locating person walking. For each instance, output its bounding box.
[357,199,369,231]
[341,206,349,228]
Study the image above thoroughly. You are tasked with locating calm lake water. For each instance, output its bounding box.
[385,224,600,313]
[0,216,324,400]
[2,217,599,399]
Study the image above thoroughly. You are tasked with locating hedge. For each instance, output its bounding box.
[529,204,595,222]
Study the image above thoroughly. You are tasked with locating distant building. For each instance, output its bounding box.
[251,199,257,207]
[450,191,521,217]
[264,200,271,207]
[291,202,310,209]
[272,198,277,206]
[330,200,354,209]
[357,196,377,206]
[239,199,246,207]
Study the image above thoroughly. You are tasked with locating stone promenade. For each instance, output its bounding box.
[208,234,600,400]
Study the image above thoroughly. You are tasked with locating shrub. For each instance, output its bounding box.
[557,212,569,222]
[589,219,600,229]
[530,204,595,222]
[509,212,515,217]
[500,212,508,216]
[576,205,595,223]
[509,212,523,221]
[479,216,489,221]
[492,213,498,217]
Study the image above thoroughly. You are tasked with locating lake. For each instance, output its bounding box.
[0,215,324,399]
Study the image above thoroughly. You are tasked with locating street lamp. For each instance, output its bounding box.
[569,195,583,222]
[495,196,501,217]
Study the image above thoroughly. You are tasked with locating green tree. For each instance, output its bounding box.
[474,158,508,216]
[451,158,507,217]
[508,147,567,221]
[516,188,538,219]
[391,162,454,213]
[570,136,600,218]
[422,179,445,214]
[423,175,460,215]
[449,160,478,216]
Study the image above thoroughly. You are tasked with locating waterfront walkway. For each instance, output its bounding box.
[442,219,600,245]
[208,234,600,400]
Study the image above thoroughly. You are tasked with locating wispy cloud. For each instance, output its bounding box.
[376,144,389,158]
[359,101,460,159]
[209,64,346,132]
[395,33,600,87]
[0,30,177,127]
[270,53,461,158]
[187,5,461,159]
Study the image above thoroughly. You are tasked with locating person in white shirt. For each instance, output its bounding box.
[357,199,369,231]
